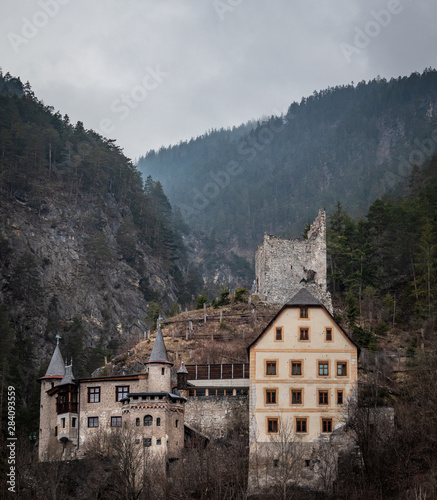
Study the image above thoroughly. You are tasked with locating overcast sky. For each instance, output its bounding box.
[1,0,436,161]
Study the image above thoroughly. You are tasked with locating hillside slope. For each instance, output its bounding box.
[0,72,188,384]
[138,69,437,252]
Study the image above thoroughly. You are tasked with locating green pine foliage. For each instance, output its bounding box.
[0,71,187,277]
[327,155,437,328]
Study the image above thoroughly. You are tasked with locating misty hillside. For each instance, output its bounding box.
[138,69,437,251]
[0,70,204,424]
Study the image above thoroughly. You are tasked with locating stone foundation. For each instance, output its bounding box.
[185,395,248,439]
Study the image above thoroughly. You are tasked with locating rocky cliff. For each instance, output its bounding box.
[0,189,179,375]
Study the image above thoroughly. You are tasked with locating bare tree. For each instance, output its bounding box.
[266,417,304,500]
[85,426,167,500]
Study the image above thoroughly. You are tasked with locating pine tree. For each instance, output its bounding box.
[413,219,437,317]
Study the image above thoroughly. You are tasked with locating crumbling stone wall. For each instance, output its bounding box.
[254,209,332,312]
[185,395,248,439]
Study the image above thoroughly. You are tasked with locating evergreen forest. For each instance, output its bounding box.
[1,67,437,499]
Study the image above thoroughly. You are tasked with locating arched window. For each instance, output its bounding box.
[144,415,153,426]
[136,418,140,427]
[156,418,161,427]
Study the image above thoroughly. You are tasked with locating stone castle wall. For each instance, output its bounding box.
[185,395,248,439]
[254,209,332,312]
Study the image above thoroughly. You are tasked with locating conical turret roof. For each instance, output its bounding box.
[148,323,171,364]
[44,334,65,378]
[59,363,76,386]
[177,360,188,374]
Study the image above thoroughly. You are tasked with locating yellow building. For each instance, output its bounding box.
[248,288,359,490]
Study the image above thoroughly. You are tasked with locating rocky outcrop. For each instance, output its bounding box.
[0,191,178,371]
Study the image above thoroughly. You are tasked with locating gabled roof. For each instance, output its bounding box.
[43,335,65,378]
[148,324,172,365]
[247,288,359,354]
[286,288,321,306]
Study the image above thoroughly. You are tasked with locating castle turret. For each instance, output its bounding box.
[146,321,172,393]
[176,360,188,398]
[56,361,78,458]
[39,334,65,461]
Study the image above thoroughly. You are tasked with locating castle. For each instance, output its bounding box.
[38,209,359,493]
[39,325,188,463]
[255,209,333,313]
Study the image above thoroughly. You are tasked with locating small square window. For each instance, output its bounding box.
[318,362,329,376]
[88,387,101,403]
[322,418,333,433]
[267,417,279,434]
[143,438,151,447]
[299,307,309,319]
[325,328,333,342]
[318,390,329,405]
[299,327,309,341]
[116,386,129,401]
[275,327,283,341]
[337,362,347,377]
[337,390,344,405]
[88,417,99,428]
[291,389,302,405]
[265,389,277,405]
[111,416,122,427]
[156,438,161,445]
[291,361,302,376]
[266,361,277,376]
[296,417,307,433]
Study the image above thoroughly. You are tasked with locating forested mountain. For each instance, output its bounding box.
[325,155,437,350]
[138,69,437,254]
[0,71,198,429]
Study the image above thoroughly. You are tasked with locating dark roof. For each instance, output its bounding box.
[148,324,170,364]
[44,337,66,378]
[286,288,322,306]
[59,364,76,386]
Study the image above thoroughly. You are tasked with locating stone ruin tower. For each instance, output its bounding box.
[254,209,332,313]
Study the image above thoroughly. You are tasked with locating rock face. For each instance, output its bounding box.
[254,209,332,312]
[0,192,178,372]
